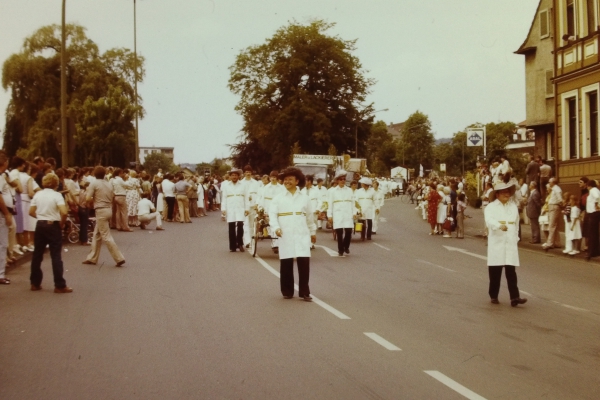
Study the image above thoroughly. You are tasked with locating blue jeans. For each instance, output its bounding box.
[30,221,67,288]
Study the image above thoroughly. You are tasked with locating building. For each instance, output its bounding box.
[387,122,405,141]
[514,0,556,161]
[139,146,174,165]
[552,0,600,193]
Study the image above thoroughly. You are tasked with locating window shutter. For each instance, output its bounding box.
[540,10,549,37]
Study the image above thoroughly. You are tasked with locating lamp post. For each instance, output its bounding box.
[60,0,68,167]
[133,0,140,165]
[355,108,388,157]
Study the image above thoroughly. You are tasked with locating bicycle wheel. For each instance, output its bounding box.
[251,220,260,257]
[68,230,79,244]
[400,193,409,203]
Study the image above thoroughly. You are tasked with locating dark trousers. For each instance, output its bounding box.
[228,221,244,250]
[488,265,519,300]
[78,207,89,244]
[530,216,541,243]
[166,197,176,220]
[360,219,373,240]
[280,257,310,297]
[588,212,600,257]
[30,221,67,288]
[335,228,352,253]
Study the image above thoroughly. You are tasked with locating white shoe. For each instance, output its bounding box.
[562,249,570,254]
[26,245,35,252]
[568,250,579,255]
[13,246,23,255]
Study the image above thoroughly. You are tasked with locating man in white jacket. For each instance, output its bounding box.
[240,165,260,248]
[328,170,356,256]
[484,177,527,307]
[258,170,284,252]
[356,177,376,240]
[221,169,249,252]
[269,167,316,301]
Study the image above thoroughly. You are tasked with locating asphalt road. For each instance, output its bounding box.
[1,199,599,399]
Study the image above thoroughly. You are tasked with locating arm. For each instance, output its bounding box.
[58,204,68,228]
[0,194,14,227]
[484,203,505,232]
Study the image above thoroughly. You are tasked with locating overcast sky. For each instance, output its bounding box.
[1,0,539,164]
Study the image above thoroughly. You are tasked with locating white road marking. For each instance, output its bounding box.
[416,259,455,272]
[364,333,401,351]
[379,217,387,222]
[424,371,487,400]
[519,291,590,313]
[314,244,341,257]
[254,255,351,320]
[443,245,487,261]
[373,243,390,251]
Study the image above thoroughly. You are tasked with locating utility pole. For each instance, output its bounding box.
[60,0,68,167]
[134,0,140,165]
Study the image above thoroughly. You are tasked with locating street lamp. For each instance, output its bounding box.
[133,0,140,165]
[355,108,388,158]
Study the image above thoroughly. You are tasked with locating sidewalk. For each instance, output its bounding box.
[404,199,597,262]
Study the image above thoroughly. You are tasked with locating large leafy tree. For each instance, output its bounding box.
[228,20,374,172]
[398,111,435,171]
[2,24,144,166]
[366,120,397,176]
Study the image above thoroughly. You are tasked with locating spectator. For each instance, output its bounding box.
[542,178,562,250]
[0,151,14,285]
[526,182,542,244]
[137,192,165,230]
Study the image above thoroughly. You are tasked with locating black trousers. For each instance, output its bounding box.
[280,257,310,297]
[335,228,352,253]
[166,197,176,220]
[360,219,373,240]
[30,221,67,288]
[488,265,519,300]
[587,212,600,257]
[228,221,244,250]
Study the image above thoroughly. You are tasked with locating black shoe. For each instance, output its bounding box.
[490,299,500,304]
[372,232,376,235]
[338,252,344,257]
[303,295,313,302]
[511,298,527,307]
[344,248,349,254]
[283,295,293,299]
[230,249,236,252]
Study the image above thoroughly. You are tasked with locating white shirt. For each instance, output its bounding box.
[0,173,13,207]
[241,178,260,207]
[356,187,376,219]
[586,187,600,213]
[548,184,562,205]
[161,179,176,197]
[31,188,65,221]
[259,182,285,213]
[137,198,156,216]
[221,180,248,222]
[327,185,355,229]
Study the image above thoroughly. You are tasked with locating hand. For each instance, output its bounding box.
[244,210,249,216]
[500,224,508,231]
[5,214,13,227]
[328,217,332,223]
[222,211,226,216]
[275,228,282,237]
[375,209,380,215]
[311,235,316,244]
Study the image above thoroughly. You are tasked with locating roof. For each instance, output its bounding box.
[514,0,543,55]
[387,122,405,140]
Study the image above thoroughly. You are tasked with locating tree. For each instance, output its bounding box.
[398,111,435,171]
[366,120,397,176]
[228,20,374,171]
[2,24,144,166]
[143,152,176,176]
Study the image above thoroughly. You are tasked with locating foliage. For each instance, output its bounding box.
[2,24,144,167]
[228,20,374,172]
[397,111,435,171]
[143,152,176,175]
[366,120,397,176]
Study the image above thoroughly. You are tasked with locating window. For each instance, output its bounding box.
[568,97,578,159]
[547,130,555,160]
[590,92,599,156]
[587,0,597,34]
[546,70,554,97]
[567,0,576,37]
[540,9,550,37]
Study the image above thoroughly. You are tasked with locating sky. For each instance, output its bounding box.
[0,0,540,165]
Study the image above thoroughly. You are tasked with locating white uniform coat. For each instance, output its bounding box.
[258,182,285,213]
[315,185,328,211]
[327,186,355,229]
[484,199,520,267]
[269,189,316,259]
[373,189,384,210]
[221,181,248,222]
[301,186,320,213]
[241,178,260,208]
[356,187,376,219]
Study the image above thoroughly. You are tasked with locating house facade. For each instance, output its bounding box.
[553,0,600,192]
[139,146,174,165]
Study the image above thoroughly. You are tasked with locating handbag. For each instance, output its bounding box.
[442,218,452,231]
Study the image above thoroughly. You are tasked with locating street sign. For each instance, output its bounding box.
[466,128,484,147]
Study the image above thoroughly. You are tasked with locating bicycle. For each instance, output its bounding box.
[63,214,96,244]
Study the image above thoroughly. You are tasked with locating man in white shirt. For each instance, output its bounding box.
[328,170,355,256]
[29,173,72,293]
[301,175,319,249]
[269,167,316,301]
[356,177,376,240]
[258,170,285,252]
[221,169,249,252]
[0,152,14,285]
[137,193,165,230]
[161,173,176,221]
[315,178,328,230]
[241,165,260,248]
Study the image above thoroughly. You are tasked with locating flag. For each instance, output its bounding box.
[419,164,424,177]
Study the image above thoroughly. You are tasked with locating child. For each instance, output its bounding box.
[563,194,582,255]
[456,193,467,238]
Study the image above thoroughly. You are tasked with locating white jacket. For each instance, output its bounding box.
[241,178,260,207]
[356,187,376,219]
[221,181,248,223]
[327,186,355,229]
[485,199,520,267]
[269,189,316,259]
[258,182,285,213]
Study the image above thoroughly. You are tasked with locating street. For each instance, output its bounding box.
[1,198,599,399]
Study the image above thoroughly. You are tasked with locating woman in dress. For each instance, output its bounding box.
[125,170,142,227]
[19,162,39,251]
[436,184,447,235]
[426,183,441,235]
[197,176,206,216]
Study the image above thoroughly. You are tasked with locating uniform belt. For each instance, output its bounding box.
[278,212,306,216]
[264,197,273,200]
[333,200,351,203]
[498,221,515,224]
[358,198,373,201]
[227,194,245,197]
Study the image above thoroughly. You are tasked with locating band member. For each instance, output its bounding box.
[372,180,384,234]
[221,168,249,252]
[356,177,376,240]
[328,170,356,256]
[258,170,284,253]
[269,167,316,301]
[241,165,260,248]
[301,175,319,249]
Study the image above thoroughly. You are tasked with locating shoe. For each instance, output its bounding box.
[140,224,146,230]
[303,295,313,302]
[245,244,250,248]
[344,248,349,254]
[310,245,315,250]
[156,226,165,231]
[511,298,527,307]
[230,249,236,252]
[238,245,245,253]
[0,278,10,285]
[568,250,580,255]
[562,249,570,254]
[116,260,126,267]
[490,298,500,304]
[283,295,293,299]
[528,241,540,244]
[372,232,376,235]
[80,242,90,246]
[54,286,73,293]
[338,252,344,257]
[30,284,42,291]
[13,246,23,255]
[82,260,96,265]
[443,235,451,238]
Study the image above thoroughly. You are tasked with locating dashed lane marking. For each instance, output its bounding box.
[364,333,401,351]
[416,259,455,272]
[373,243,390,251]
[443,245,487,261]
[254,255,351,320]
[424,371,487,400]
[313,244,341,257]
